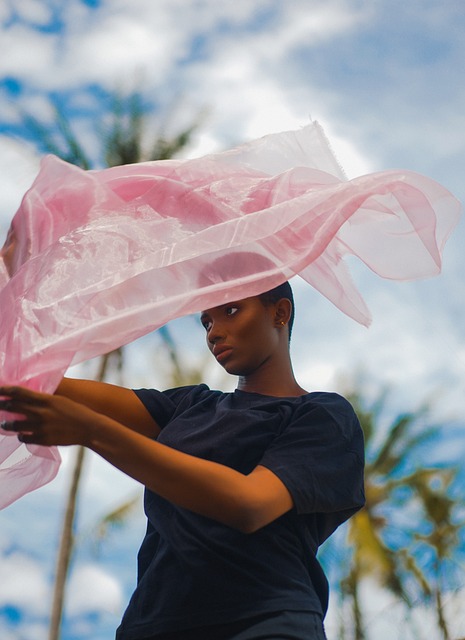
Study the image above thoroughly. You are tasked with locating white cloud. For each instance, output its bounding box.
[0,551,50,614]
[0,626,20,640]
[0,24,57,80]
[66,564,124,616]
[14,0,53,26]
[268,0,370,49]
[0,138,41,224]
[64,16,174,87]
[0,622,49,640]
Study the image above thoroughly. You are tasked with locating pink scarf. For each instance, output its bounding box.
[0,122,461,508]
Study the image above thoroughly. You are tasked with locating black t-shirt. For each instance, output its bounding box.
[116,385,365,639]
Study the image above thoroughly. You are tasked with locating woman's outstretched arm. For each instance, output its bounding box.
[56,377,160,437]
[0,386,293,533]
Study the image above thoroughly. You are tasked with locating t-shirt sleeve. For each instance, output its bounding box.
[259,393,365,535]
[133,384,210,430]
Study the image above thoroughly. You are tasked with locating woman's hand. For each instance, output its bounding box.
[0,385,99,447]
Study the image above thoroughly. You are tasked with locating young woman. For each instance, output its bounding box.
[0,281,365,640]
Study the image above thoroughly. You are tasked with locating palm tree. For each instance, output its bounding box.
[15,89,203,640]
[336,386,462,640]
[409,468,463,640]
[19,90,203,168]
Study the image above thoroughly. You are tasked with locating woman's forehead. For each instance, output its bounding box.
[200,296,257,317]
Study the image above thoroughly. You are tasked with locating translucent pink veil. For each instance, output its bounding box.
[0,122,461,508]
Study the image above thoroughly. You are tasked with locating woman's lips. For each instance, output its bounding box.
[214,346,233,363]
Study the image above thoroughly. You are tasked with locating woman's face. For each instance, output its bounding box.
[200,296,283,377]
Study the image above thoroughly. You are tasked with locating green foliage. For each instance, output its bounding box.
[18,104,92,169]
[19,89,203,170]
[101,92,202,167]
[336,385,463,640]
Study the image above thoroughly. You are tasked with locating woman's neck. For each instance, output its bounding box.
[236,359,307,397]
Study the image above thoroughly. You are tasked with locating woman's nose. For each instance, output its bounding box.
[207,321,225,344]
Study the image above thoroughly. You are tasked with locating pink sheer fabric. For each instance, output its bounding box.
[0,122,461,508]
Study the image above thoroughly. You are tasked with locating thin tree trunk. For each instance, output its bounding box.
[349,571,365,640]
[336,585,347,640]
[48,445,86,640]
[48,351,118,640]
[436,588,450,640]
[434,561,451,640]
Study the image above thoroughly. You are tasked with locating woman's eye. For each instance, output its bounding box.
[226,306,238,317]
[202,320,212,331]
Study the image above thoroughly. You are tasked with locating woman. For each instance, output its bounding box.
[0,280,365,639]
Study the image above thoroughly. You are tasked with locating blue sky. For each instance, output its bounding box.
[0,1,464,638]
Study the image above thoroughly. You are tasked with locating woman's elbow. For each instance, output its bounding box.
[224,499,277,534]
[227,511,263,534]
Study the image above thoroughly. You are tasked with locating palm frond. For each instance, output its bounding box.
[53,105,92,169]
[19,109,66,158]
[347,509,410,602]
[372,413,417,473]
[398,548,432,597]
[151,123,198,161]
[93,494,142,543]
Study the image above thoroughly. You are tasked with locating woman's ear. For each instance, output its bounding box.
[274,298,292,327]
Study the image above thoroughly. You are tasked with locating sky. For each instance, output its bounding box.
[0,1,464,639]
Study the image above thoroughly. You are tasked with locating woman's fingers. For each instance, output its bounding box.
[1,420,26,431]
[0,386,48,423]
[0,385,47,406]
[0,386,58,445]
[0,385,101,447]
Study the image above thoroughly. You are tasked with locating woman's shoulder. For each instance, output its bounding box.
[135,383,220,405]
[303,390,356,414]
[137,382,211,397]
[134,383,230,428]
[294,391,362,440]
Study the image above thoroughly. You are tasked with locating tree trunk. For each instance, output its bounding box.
[48,445,86,640]
[434,561,451,640]
[348,570,365,640]
[48,351,118,640]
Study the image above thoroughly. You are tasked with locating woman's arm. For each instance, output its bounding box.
[0,386,293,533]
[56,377,160,438]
